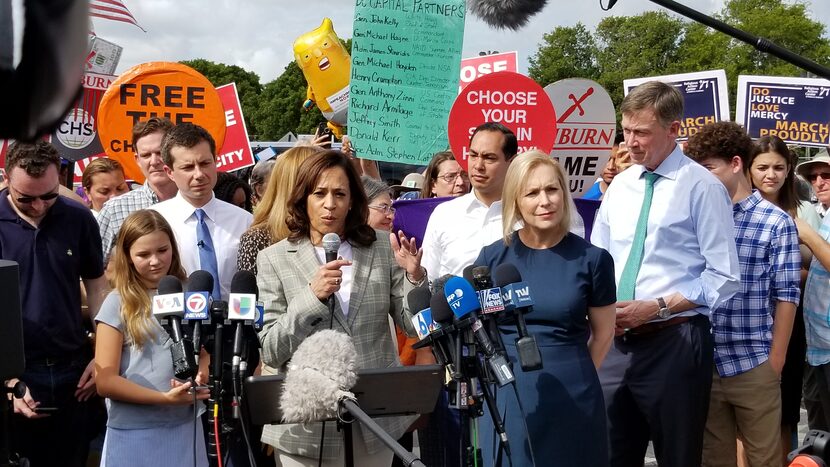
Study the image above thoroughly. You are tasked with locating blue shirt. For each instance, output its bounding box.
[591,145,740,318]
[581,179,603,200]
[713,190,800,377]
[805,214,830,365]
[0,190,104,359]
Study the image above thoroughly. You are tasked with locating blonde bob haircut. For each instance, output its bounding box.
[501,150,572,245]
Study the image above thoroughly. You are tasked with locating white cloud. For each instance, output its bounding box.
[91,0,830,83]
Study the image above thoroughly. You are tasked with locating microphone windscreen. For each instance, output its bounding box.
[186,270,214,293]
[158,275,183,295]
[467,0,549,30]
[322,232,341,255]
[430,292,455,325]
[230,270,258,295]
[407,285,432,313]
[280,330,357,424]
[430,274,455,297]
[493,263,522,287]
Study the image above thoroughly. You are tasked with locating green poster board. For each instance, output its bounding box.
[349,0,465,165]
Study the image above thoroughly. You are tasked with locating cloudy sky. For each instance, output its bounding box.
[82,0,830,84]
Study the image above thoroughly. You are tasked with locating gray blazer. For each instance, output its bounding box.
[256,230,419,459]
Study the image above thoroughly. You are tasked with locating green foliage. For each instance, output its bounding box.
[181,59,263,137]
[250,61,323,140]
[529,0,830,113]
[528,23,599,87]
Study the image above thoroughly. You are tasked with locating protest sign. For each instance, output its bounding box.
[97,62,226,183]
[458,51,518,93]
[51,73,116,162]
[349,0,465,165]
[624,70,729,140]
[736,75,830,148]
[448,71,556,171]
[86,36,123,75]
[215,84,255,172]
[545,78,616,196]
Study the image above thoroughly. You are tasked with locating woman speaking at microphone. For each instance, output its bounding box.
[473,151,616,467]
[256,150,426,467]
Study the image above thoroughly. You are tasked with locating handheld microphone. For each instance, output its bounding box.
[322,232,341,320]
[444,276,514,386]
[185,270,213,353]
[153,275,197,380]
[494,263,543,371]
[467,0,549,30]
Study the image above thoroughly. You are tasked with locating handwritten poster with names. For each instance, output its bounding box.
[349,0,465,165]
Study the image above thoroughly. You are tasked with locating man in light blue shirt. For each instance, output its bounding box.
[591,81,740,467]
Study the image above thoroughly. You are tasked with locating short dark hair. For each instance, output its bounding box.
[286,150,376,247]
[6,140,61,177]
[470,122,518,159]
[213,171,253,212]
[685,121,756,167]
[131,117,174,150]
[160,123,216,167]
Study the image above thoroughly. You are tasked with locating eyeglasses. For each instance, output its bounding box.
[437,171,469,184]
[10,185,60,203]
[808,172,830,182]
[368,204,396,215]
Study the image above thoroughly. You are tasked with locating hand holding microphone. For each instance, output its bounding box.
[165,379,210,405]
[311,233,351,301]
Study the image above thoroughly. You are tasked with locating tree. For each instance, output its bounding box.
[528,23,599,87]
[529,0,830,112]
[181,59,263,137]
[249,61,324,140]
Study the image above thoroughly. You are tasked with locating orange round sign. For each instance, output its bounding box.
[97,62,226,183]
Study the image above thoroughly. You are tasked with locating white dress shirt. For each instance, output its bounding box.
[421,192,504,279]
[152,193,252,299]
[591,144,740,317]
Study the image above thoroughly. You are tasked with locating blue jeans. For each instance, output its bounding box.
[12,353,99,467]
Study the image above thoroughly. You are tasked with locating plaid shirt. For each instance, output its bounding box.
[97,182,159,261]
[805,214,830,365]
[713,191,801,377]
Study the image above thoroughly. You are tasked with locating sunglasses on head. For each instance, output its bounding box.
[808,172,830,182]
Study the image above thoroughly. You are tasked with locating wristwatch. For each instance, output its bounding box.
[656,297,671,319]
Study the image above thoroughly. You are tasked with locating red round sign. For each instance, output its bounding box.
[448,71,557,171]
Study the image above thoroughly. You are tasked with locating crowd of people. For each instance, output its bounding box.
[3,78,830,467]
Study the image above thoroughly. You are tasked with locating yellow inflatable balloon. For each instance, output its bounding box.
[294,18,350,138]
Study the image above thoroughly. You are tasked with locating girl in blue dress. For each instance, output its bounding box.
[94,209,210,467]
[475,150,617,466]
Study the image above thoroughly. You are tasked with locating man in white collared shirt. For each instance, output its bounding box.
[151,123,252,299]
[591,81,740,467]
[421,122,517,280]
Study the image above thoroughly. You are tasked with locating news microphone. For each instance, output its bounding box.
[408,286,454,369]
[322,232,341,264]
[467,0,549,30]
[153,275,197,380]
[280,329,358,423]
[229,270,258,361]
[444,276,514,386]
[185,270,213,352]
[494,263,543,371]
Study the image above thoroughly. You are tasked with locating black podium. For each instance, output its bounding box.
[244,364,444,467]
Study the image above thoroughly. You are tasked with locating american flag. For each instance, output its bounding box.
[89,0,145,32]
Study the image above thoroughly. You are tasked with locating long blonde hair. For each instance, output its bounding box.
[111,210,186,348]
[249,145,322,243]
[501,150,572,245]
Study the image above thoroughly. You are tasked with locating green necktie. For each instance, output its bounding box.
[617,171,659,301]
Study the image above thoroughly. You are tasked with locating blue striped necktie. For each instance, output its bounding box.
[617,171,659,301]
[195,208,221,299]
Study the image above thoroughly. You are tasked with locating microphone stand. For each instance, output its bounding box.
[207,301,228,467]
[337,397,426,467]
[640,0,830,79]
